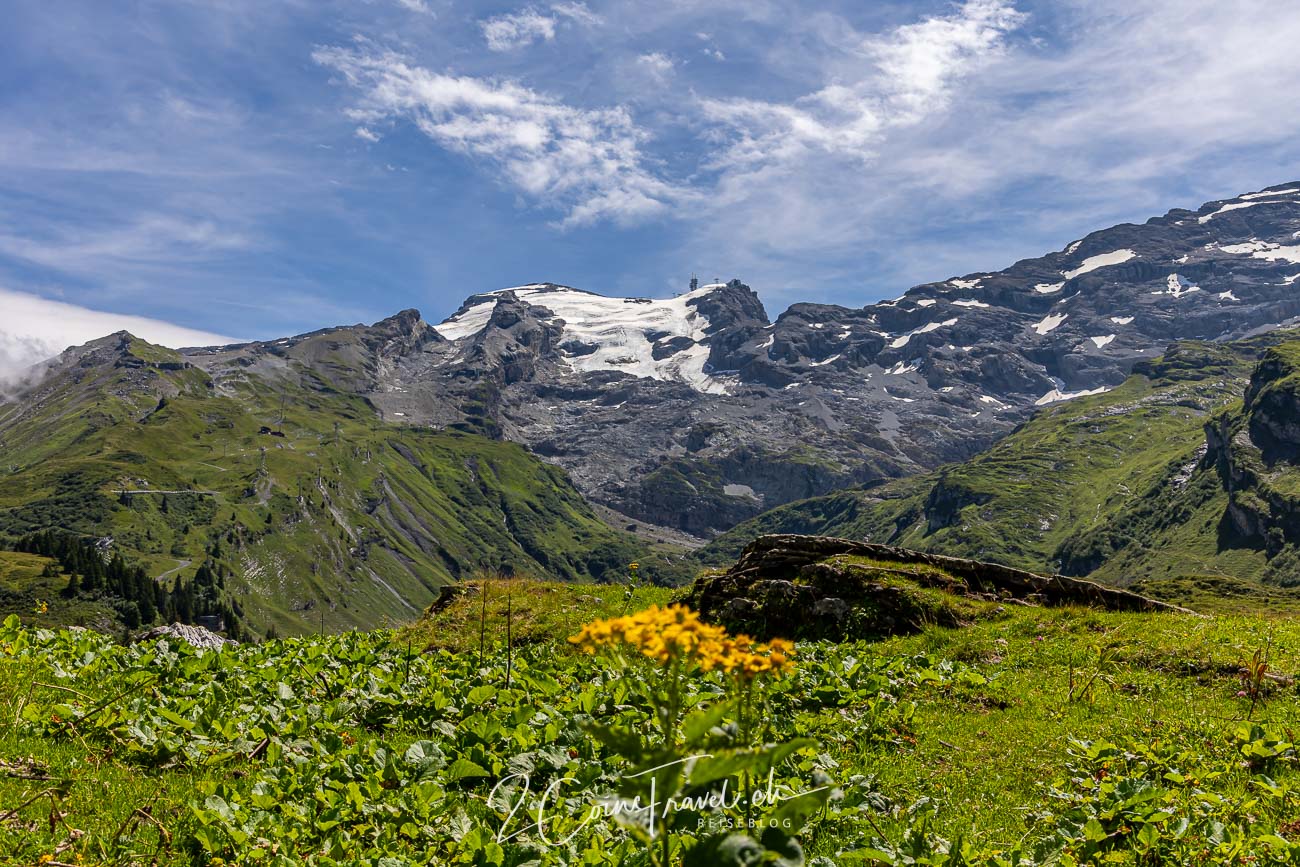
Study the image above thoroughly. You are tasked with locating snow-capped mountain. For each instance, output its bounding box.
[182,182,1300,536]
[433,283,742,395]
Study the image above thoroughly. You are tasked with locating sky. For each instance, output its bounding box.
[2,0,1300,378]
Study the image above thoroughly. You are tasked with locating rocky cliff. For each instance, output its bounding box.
[1207,342,1300,553]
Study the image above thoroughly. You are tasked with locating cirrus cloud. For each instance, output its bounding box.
[481,2,600,51]
[313,42,687,226]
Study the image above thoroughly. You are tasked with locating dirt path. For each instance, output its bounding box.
[157,559,191,582]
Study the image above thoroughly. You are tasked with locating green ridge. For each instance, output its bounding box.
[701,334,1300,594]
[0,333,673,636]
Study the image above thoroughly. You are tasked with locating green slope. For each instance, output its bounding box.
[700,334,1300,592]
[0,333,661,636]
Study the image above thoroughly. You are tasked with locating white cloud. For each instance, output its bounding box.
[0,287,241,385]
[699,0,1025,170]
[550,2,601,27]
[393,0,432,13]
[354,125,381,142]
[314,44,685,226]
[869,0,1025,119]
[481,3,599,51]
[636,52,675,81]
[482,8,557,51]
[0,215,253,279]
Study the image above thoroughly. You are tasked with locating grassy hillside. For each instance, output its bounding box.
[0,333,674,637]
[5,570,1300,864]
[701,336,1300,592]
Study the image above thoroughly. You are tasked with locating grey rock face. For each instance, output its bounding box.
[182,185,1300,536]
[1206,343,1300,550]
[135,622,235,649]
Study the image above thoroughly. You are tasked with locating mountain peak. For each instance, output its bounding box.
[430,279,763,394]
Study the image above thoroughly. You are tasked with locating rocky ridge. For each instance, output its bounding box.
[686,534,1187,641]
[179,183,1300,536]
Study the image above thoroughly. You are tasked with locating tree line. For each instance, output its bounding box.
[11,530,247,640]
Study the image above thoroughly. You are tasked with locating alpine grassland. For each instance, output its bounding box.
[4,573,1300,865]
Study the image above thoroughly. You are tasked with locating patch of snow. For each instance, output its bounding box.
[1174,254,1189,264]
[758,334,775,349]
[884,388,916,403]
[1110,316,1134,325]
[1062,249,1136,280]
[1199,191,1300,222]
[1240,187,1300,200]
[1200,201,1263,222]
[433,284,730,393]
[1286,273,1300,284]
[950,278,982,290]
[939,386,955,393]
[916,299,937,307]
[1035,385,1111,406]
[1032,313,1068,335]
[890,317,958,348]
[1065,240,1083,255]
[1218,290,1240,302]
[1220,240,1273,255]
[885,361,919,375]
[1252,244,1300,264]
[1216,237,1300,261]
[979,395,1006,407]
[1154,273,1200,299]
[952,298,990,308]
[1089,334,1116,349]
[811,322,825,329]
[1034,282,1065,294]
[809,354,840,367]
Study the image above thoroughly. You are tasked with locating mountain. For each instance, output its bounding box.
[0,332,661,636]
[318,183,1300,536]
[4,182,1300,633]
[696,333,1300,598]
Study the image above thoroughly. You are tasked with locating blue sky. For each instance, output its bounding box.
[2,0,1299,375]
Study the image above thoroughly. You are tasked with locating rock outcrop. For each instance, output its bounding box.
[135,622,235,650]
[686,534,1190,640]
[1207,343,1300,551]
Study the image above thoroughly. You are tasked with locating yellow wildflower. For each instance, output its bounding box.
[569,604,793,678]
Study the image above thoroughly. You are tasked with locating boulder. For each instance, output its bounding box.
[135,622,235,650]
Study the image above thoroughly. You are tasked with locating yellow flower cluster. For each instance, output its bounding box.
[569,604,794,678]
